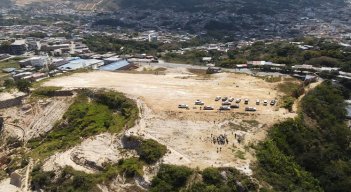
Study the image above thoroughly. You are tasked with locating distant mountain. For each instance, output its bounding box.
[0,0,13,7]
[113,0,347,12]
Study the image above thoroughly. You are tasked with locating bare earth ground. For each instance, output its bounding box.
[43,69,297,175]
[0,97,73,142]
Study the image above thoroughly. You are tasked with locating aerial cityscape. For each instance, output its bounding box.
[0,0,350,191]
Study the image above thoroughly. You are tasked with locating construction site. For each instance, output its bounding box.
[0,66,309,191]
[42,67,297,171]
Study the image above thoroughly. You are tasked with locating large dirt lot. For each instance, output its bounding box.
[44,68,297,174]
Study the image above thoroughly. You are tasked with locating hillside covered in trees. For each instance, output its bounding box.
[256,81,351,191]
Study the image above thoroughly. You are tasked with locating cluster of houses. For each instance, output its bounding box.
[3,37,89,56]
[1,53,147,82]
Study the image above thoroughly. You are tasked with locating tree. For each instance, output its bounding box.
[3,79,15,89]
[202,168,222,185]
[150,164,193,192]
[138,139,167,164]
[15,79,31,93]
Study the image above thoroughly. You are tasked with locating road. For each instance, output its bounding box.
[137,59,289,77]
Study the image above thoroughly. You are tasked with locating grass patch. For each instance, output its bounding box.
[259,76,282,83]
[279,95,295,111]
[277,81,303,97]
[28,90,138,159]
[31,86,62,97]
[0,57,23,70]
[235,150,246,160]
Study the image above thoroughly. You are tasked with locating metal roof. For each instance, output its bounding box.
[99,60,130,71]
[58,59,103,70]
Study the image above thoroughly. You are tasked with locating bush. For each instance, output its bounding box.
[280,96,295,111]
[150,164,193,192]
[202,168,222,185]
[15,79,31,93]
[307,56,340,67]
[117,158,144,178]
[138,139,167,164]
[3,79,15,89]
[187,167,259,192]
[32,86,61,97]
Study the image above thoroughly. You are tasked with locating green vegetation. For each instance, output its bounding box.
[162,51,207,65]
[256,138,323,191]
[28,90,138,159]
[277,81,304,111]
[125,136,168,164]
[150,164,193,192]
[280,96,295,111]
[139,139,167,164]
[150,165,258,192]
[256,81,351,191]
[84,36,159,55]
[1,78,32,93]
[158,38,351,73]
[32,86,62,97]
[235,150,246,160]
[31,158,144,191]
[0,57,22,70]
[187,167,259,192]
[116,158,144,177]
[0,57,24,82]
[15,79,31,93]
